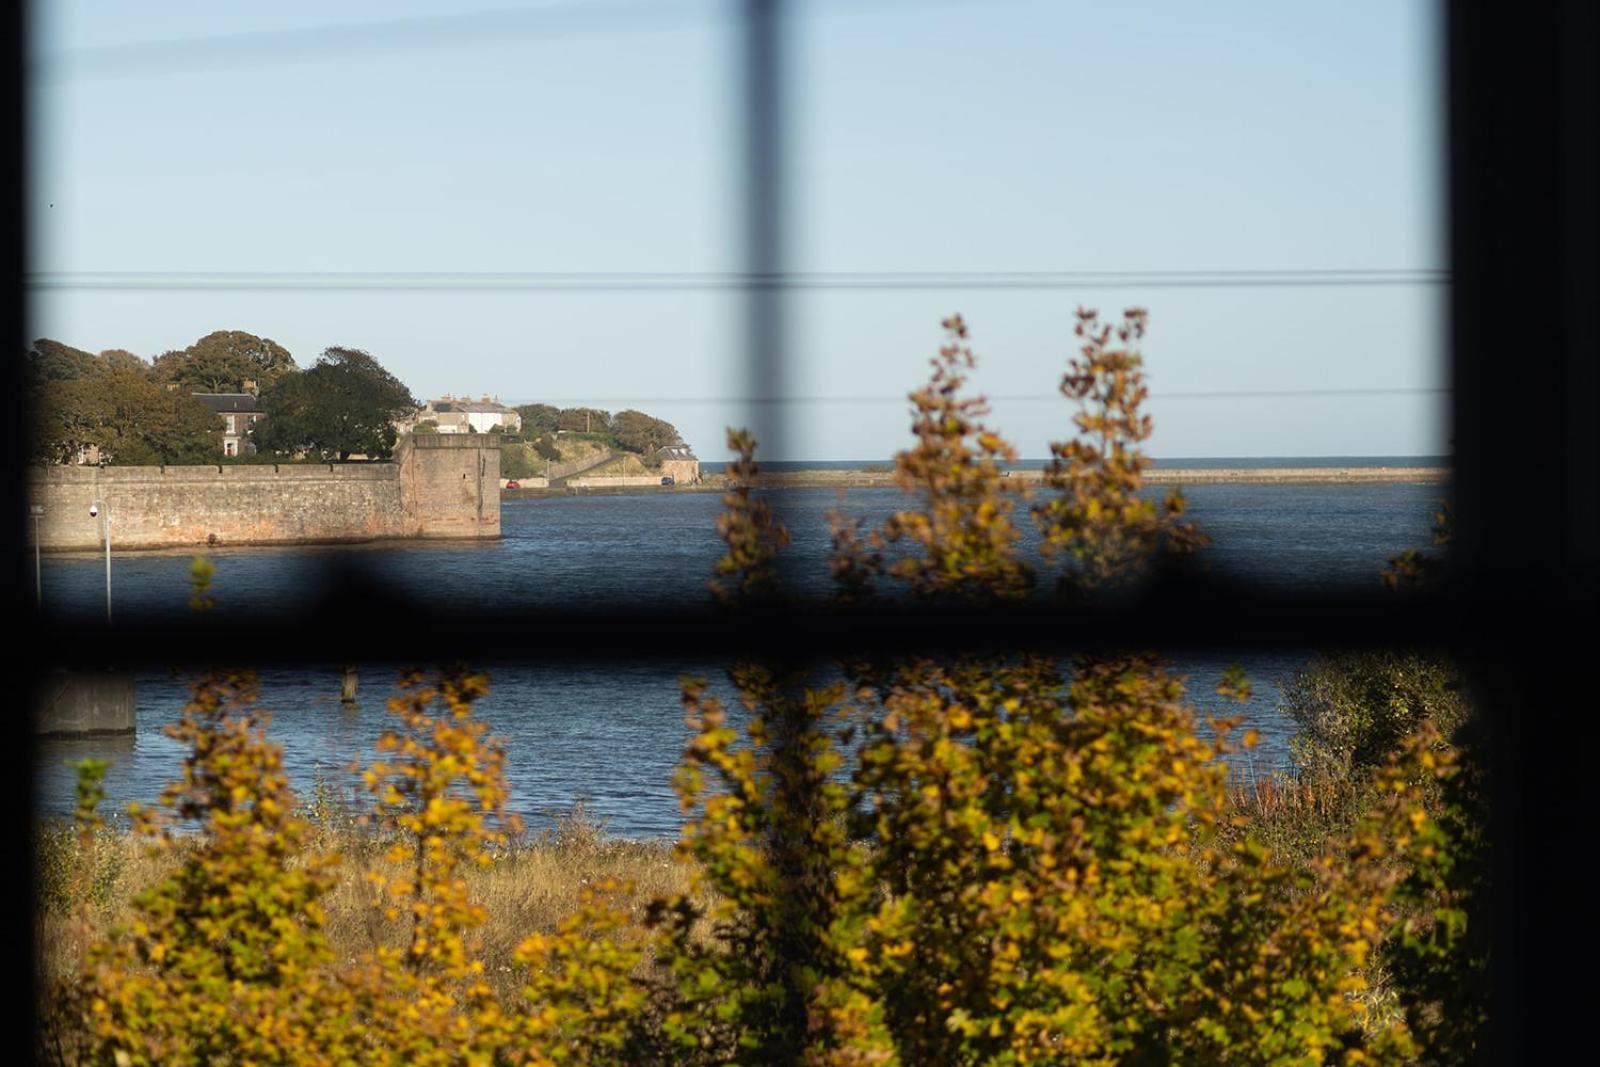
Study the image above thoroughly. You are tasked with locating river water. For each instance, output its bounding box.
[34,478,1444,838]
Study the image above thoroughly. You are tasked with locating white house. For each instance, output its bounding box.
[409,395,522,435]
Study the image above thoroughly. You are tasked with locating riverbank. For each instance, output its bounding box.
[505,465,1448,499]
[34,763,1389,1016]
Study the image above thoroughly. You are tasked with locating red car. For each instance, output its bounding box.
[504,480,521,490]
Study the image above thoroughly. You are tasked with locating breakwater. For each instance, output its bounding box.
[28,434,501,551]
[507,465,1447,497]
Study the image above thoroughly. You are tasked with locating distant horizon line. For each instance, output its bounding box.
[695,454,1450,465]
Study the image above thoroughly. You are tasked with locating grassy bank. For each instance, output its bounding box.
[36,804,690,1010]
[36,769,1412,1017]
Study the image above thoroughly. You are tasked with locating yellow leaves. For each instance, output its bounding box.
[59,314,1475,1064]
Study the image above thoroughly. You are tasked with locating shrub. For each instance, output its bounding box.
[76,671,344,1066]
[648,311,1465,1061]
[533,434,562,462]
[49,310,1485,1064]
[502,442,542,479]
[1283,652,1470,780]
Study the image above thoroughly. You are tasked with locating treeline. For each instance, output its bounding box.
[26,331,416,464]
[515,404,683,453]
[501,403,686,478]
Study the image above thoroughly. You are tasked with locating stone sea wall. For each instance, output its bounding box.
[28,435,500,551]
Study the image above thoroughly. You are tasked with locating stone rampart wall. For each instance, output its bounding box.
[28,435,499,551]
[565,475,666,488]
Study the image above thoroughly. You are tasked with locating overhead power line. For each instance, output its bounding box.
[30,2,707,81]
[496,387,1449,406]
[31,0,998,81]
[26,269,1449,293]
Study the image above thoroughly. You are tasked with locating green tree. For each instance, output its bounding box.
[25,338,99,384]
[500,442,541,479]
[610,409,683,454]
[26,340,154,388]
[557,407,611,434]
[95,349,153,377]
[531,434,562,461]
[254,347,416,461]
[1283,651,1470,780]
[31,370,222,465]
[152,330,297,393]
[515,403,561,434]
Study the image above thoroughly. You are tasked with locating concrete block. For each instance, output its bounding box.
[35,670,137,736]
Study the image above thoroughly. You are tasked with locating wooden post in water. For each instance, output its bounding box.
[340,666,359,705]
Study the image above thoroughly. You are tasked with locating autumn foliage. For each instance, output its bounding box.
[45,311,1483,1064]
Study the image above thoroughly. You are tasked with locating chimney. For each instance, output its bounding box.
[243,379,258,395]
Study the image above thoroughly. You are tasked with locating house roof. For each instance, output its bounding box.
[192,393,261,413]
[429,399,516,415]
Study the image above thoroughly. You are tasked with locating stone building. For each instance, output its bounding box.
[658,445,700,484]
[407,395,522,435]
[192,390,264,457]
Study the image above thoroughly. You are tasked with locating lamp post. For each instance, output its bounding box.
[29,504,43,605]
[89,499,111,623]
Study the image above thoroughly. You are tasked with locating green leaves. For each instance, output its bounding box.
[152,330,297,394]
[71,758,109,834]
[30,370,223,465]
[254,347,415,461]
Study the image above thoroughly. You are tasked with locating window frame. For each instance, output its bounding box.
[7,1,1595,1056]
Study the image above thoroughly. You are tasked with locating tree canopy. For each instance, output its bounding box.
[556,407,612,434]
[26,339,154,387]
[26,339,99,384]
[252,347,416,461]
[30,369,221,465]
[610,409,683,454]
[514,403,560,434]
[152,330,297,393]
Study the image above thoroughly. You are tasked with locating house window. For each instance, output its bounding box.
[226,415,237,434]
[225,441,236,457]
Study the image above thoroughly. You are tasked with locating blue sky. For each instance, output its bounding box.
[28,0,1446,460]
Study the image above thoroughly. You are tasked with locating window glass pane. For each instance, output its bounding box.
[765,0,1447,595]
[27,0,740,618]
